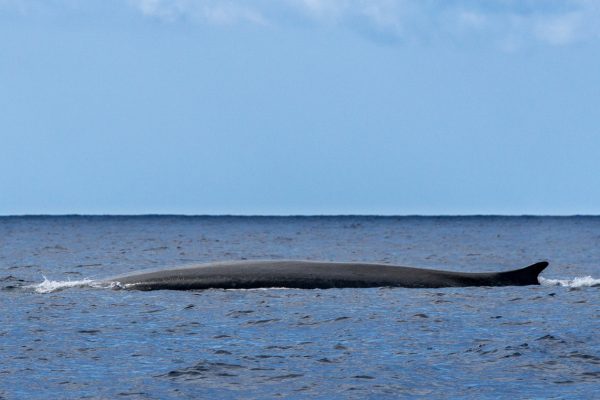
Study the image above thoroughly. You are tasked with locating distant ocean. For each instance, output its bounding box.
[1,216,599,399]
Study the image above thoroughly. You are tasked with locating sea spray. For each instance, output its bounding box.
[28,276,122,293]
[539,276,600,288]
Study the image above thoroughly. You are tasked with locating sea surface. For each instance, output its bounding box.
[1,216,599,399]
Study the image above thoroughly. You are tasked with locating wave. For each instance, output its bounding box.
[27,276,122,294]
[539,276,600,288]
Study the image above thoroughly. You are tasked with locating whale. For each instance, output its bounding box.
[108,260,549,291]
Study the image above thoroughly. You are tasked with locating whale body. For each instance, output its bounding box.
[109,260,549,291]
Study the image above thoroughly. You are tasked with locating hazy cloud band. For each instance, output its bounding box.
[2,0,600,48]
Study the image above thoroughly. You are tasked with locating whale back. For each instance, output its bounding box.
[111,260,550,291]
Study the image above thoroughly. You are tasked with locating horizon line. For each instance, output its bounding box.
[1,214,599,218]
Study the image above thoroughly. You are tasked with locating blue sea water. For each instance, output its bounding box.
[1,216,599,399]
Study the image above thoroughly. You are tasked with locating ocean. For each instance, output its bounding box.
[1,216,599,399]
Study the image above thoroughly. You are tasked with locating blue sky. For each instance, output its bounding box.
[1,0,599,215]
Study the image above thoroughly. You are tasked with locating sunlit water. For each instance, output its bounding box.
[1,216,599,399]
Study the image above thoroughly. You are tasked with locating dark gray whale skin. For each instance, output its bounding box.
[109,260,549,291]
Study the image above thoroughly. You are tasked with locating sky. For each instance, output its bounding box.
[1,0,600,215]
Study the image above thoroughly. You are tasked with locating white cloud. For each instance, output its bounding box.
[533,12,582,45]
[131,0,267,25]
[457,11,486,30]
[284,1,600,47]
[292,0,347,20]
[2,0,600,47]
[0,0,46,15]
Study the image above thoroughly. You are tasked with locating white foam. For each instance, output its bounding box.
[27,276,121,294]
[27,276,600,293]
[539,276,600,288]
[224,287,292,291]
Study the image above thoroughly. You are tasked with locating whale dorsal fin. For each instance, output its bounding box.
[501,261,549,285]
